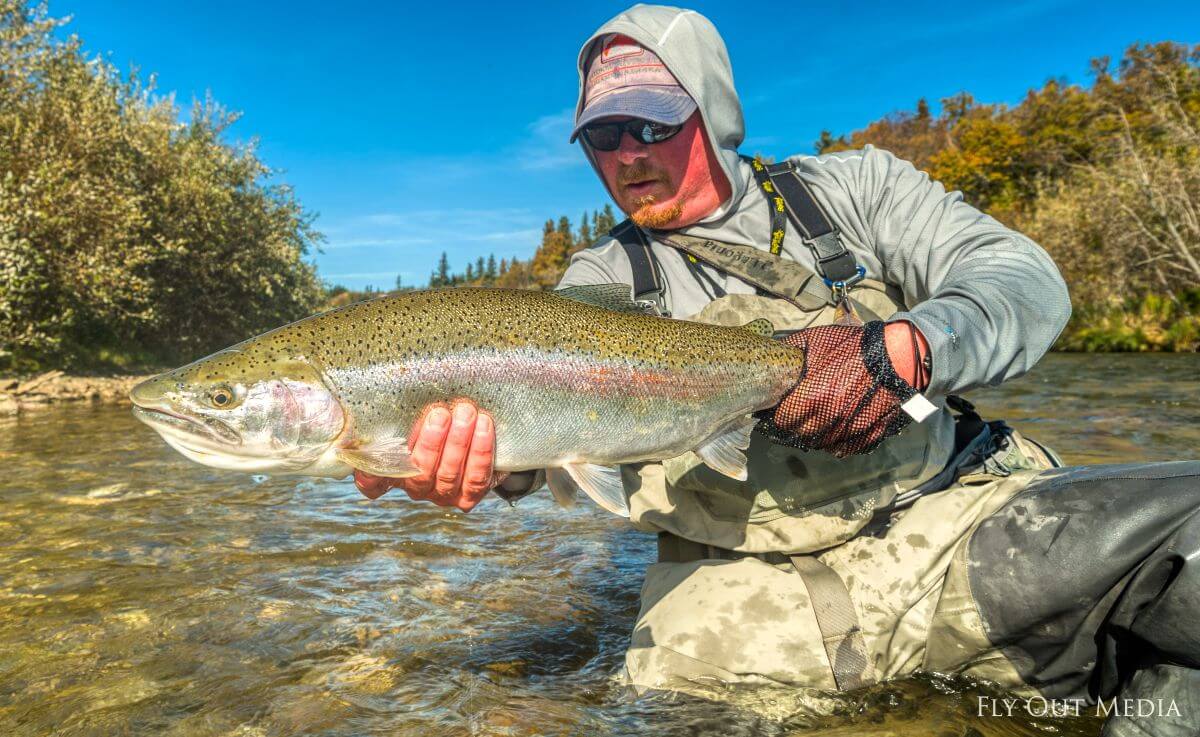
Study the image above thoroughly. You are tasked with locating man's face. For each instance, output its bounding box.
[590,112,730,230]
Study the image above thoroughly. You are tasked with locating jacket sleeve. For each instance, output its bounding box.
[817,145,1071,396]
[557,236,632,289]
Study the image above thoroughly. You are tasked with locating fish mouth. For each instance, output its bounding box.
[131,405,242,450]
[132,404,323,474]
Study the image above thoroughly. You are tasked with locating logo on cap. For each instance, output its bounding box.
[601,35,644,64]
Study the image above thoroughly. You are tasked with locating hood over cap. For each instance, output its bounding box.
[573,5,748,217]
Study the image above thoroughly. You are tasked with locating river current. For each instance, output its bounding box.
[1,353,1197,736]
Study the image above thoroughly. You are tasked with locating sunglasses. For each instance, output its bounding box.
[581,118,684,151]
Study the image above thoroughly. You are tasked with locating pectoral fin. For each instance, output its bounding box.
[335,437,420,477]
[695,418,755,481]
[547,463,629,517]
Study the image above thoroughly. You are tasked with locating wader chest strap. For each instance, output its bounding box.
[789,555,874,691]
[611,220,666,314]
[761,160,861,284]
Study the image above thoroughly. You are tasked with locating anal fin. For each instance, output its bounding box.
[335,437,420,477]
[695,418,755,481]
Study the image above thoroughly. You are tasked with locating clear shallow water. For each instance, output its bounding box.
[1,353,1197,736]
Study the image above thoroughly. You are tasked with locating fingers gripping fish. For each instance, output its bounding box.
[129,286,805,516]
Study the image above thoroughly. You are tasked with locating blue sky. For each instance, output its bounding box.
[53,1,1200,290]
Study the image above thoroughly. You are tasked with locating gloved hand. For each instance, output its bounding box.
[354,401,504,511]
[758,320,931,457]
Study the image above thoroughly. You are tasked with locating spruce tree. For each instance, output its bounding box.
[432,252,451,287]
[596,204,618,234]
[578,211,592,249]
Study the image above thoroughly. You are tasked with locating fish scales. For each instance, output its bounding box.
[131,288,805,511]
[307,290,792,467]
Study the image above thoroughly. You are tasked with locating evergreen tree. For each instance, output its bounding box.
[485,254,497,281]
[531,216,574,289]
[432,252,451,287]
[465,263,475,282]
[596,203,618,234]
[577,211,593,250]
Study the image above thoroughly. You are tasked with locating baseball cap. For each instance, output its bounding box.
[569,34,697,143]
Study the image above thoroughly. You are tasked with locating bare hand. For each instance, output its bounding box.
[353,401,503,512]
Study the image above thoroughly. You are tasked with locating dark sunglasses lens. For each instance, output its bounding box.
[634,121,682,144]
[582,123,622,151]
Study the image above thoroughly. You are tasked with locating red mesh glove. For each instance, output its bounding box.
[756,321,920,457]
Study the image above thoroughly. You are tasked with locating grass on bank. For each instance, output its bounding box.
[1060,291,1200,352]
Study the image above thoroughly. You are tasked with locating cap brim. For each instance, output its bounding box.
[569,88,697,143]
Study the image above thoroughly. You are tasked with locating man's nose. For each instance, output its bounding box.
[615,131,649,165]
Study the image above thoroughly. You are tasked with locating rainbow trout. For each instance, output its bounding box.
[129,286,805,516]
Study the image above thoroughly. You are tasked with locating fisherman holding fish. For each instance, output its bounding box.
[127,5,1199,735]
[351,6,1200,734]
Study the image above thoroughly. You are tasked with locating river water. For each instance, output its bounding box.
[1,353,1197,736]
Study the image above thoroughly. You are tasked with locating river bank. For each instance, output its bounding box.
[0,371,150,416]
[4,330,1198,417]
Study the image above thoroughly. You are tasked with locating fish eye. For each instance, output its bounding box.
[210,386,236,409]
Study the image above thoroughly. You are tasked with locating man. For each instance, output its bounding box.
[359,7,1200,735]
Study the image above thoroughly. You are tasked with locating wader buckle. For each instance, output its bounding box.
[634,296,665,316]
[823,264,866,303]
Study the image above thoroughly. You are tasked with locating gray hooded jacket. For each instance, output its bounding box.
[561,4,1071,397]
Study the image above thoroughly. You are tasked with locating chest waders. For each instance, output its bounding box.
[607,158,1061,692]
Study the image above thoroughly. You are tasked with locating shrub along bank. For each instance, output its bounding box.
[0,2,323,372]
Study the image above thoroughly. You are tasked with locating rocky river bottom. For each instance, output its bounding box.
[1,353,1198,736]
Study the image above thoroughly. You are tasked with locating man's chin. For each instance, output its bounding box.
[629,198,685,230]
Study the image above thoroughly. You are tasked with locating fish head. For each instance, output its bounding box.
[129,348,346,474]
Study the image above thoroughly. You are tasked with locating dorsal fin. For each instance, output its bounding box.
[554,284,656,315]
[741,318,775,337]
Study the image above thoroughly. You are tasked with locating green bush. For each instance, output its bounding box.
[0,2,323,371]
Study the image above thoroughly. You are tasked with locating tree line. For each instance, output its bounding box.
[423,206,619,291]
[818,42,1200,350]
[422,43,1199,350]
[3,0,1195,372]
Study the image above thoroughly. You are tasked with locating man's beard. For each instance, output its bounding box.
[630,196,684,229]
[618,162,685,229]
